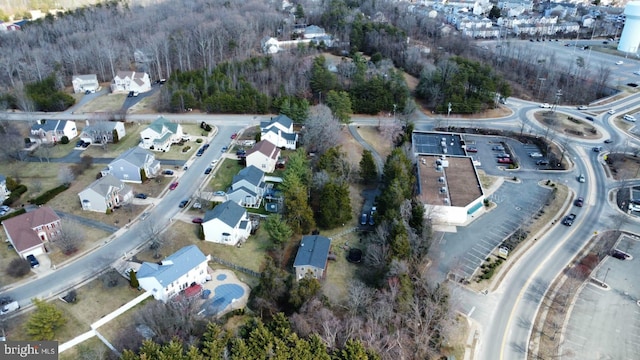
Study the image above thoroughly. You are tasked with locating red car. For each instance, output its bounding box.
[192,218,203,224]
[169,182,179,190]
[466,147,478,153]
[231,133,237,139]
[497,158,513,164]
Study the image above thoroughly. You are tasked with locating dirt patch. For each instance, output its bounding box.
[533,111,600,139]
[604,153,640,180]
[355,125,392,161]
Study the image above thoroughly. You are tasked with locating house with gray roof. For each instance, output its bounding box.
[228,165,266,208]
[72,74,99,94]
[80,121,125,145]
[260,114,298,150]
[293,235,332,280]
[30,119,77,144]
[137,245,209,302]
[78,174,133,213]
[101,147,160,183]
[303,25,326,39]
[202,200,252,246]
[0,174,9,204]
[139,116,184,152]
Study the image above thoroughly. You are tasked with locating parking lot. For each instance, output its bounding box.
[435,181,553,282]
[461,135,547,175]
[560,234,640,359]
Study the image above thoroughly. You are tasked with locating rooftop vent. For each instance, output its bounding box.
[438,177,445,183]
[440,187,447,194]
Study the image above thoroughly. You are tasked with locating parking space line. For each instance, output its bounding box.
[466,253,485,263]
[475,243,494,253]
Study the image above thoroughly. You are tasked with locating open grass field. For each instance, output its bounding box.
[74,93,127,113]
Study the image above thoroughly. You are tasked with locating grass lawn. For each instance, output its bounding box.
[322,231,361,304]
[60,337,110,360]
[0,237,29,287]
[74,93,127,113]
[208,158,243,192]
[357,126,392,160]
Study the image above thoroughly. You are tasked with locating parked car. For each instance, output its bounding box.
[26,254,39,268]
[491,145,505,151]
[169,182,179,190]
[574,197,584,207]
[81,142,90,148]
[578,174,585,183]
[231,133,238,139]
[623,114,636,122]
[211,159,219,166]
[163,170,174,175]
[0,301,19,315]
[360,213,368,225]
[536,159,550,165]
[562,213,577,226]
[76,140,85,147]
[466,147,478,153]
[127,91,135,97]
[135,193,147,199]
[179,200,189,208]
[192,218,204,224]
[497,153,510,158]
[202,144,210,150]
[529,152,543,158]
[204,167,212,174]
[498,158,513,164]
[213,191,226,196]
[221,146,228,152]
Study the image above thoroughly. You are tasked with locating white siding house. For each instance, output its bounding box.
[30,120,77,144]
[245,140,281,173]
[101,147,161,183]
[78,174,133,213]
[137,245,209,302]
[110,71,151,93]
[72,74,99,93]
[202,201,252,246]
[139,116,184,152]
[260,114,298,150]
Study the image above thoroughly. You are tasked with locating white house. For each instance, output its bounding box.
[0,174,10,204]
[30,119,77,144]
[261,36,280,54]
[101,147,161,183]
[78,174,133,213]
[260,114,298,150]
[80,121,126,145]
[227,165,266,208]
[2,206,61,259]
[245,140,281,173]
[139,116,184,152]
[137,245,209,302]
[202,201,252,246]
[293,235,332,280]
[72,74,99,94]
[110,71,151,94]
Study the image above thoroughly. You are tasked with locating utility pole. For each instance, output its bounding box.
[552,89,562,113]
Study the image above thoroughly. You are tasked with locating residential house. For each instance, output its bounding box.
[139,116,185,152]
[80,121,126,145]
[137,245,209,302]
[30,119,77,144]
[260,114,298,150]
[245,140,281,173]
[293,235,332,280]
[72,74,99,94]
[202,201,252,246]
[78,174,133,213]
[101,147,160,183]
[110,71,151,94]
[0,174,9,204]
[303,25,326,39]
[227,165,266,208]
[2,206,61,259]
[261,36,280,54]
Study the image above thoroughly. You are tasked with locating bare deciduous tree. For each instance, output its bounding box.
[300,105,341,155]
[55,220,85,255]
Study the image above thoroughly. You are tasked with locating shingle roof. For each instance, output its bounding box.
[293,235,331,270]
[82,122,117,134]
[74,74,97,81]
[271,114,293,128]
[31,119,68,132]
[84,174,126,197]
[147,116,178,136]
[246,140,279,160]
[1,207,60,252]
[203,200,247,227]
[137,245,206,286]
[232,165,264,187]
[115,147,153,168]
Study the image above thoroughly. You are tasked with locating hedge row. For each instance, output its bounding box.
[29,184,69,205]
[3,184,28,206]
[0,208,26,222]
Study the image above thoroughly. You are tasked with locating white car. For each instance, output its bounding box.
[608,109,616,115]
[211,159,219,166]
[577,105,588,110]
[540,103,551,109]
[529,152,543,158]
[616,61,624,65]
[624,114,637,122]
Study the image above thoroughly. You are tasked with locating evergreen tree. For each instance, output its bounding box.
[264,214,294,246]
[309,56,337,98]
[359,149,378,184]
[129,269,139,288]
[317,180,352,229]
[325,90,353,123]
[25,299,67,340]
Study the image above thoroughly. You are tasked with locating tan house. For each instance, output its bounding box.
[2,206,61,259]
[245,140,281,173]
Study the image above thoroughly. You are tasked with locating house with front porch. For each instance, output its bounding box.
[78,174,133,213]
[202,200,252,246]
[2,206,61,259]
[101,147,161,183]
[139,116,184,152]
[30,119,77,144]
[137,245,209,302]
